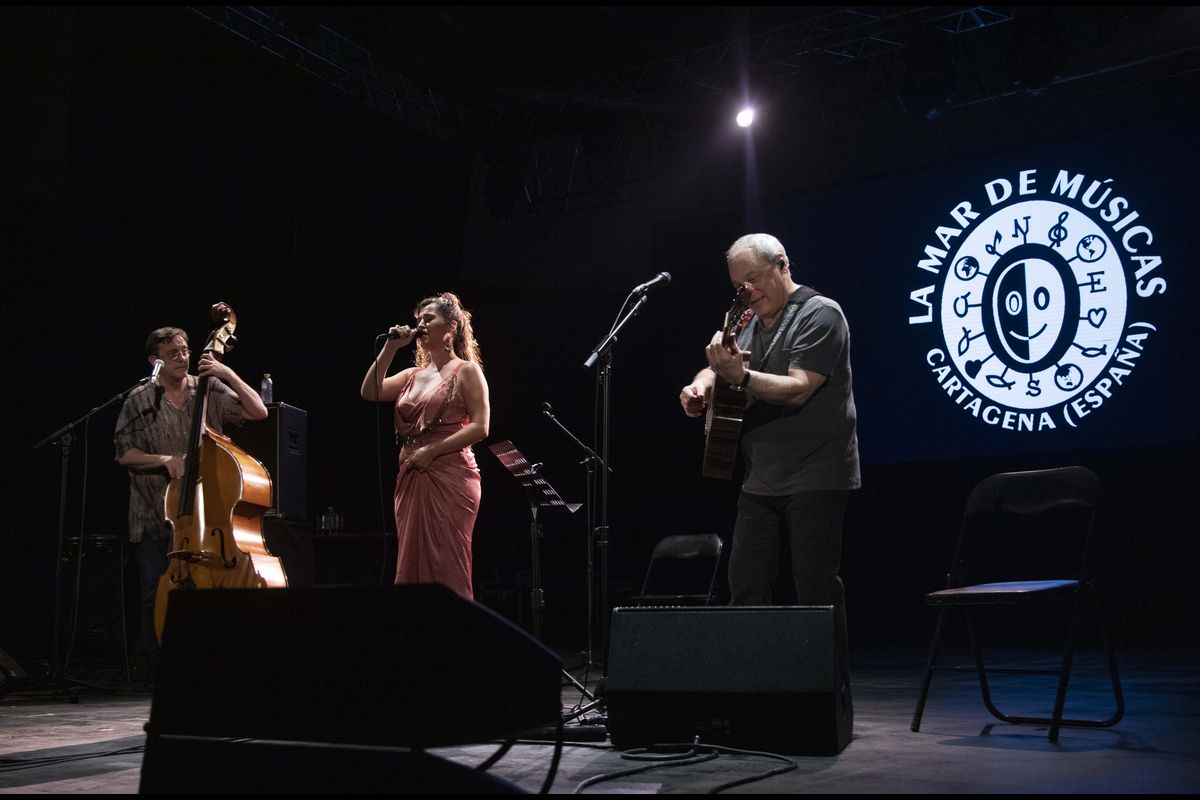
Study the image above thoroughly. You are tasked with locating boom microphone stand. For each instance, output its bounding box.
[581,273,667,668]
[21,374,157,700]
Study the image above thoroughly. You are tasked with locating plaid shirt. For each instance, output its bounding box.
[113,375,245,542]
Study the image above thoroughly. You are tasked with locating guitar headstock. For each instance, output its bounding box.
[205,302,238,358]
[721,287,753,349]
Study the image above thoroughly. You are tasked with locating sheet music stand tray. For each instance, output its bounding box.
[488,440,581,640]
[490,439,608,732]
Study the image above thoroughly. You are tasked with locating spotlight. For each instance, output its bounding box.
[736,108,755,128]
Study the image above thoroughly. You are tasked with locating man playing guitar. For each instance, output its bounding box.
[678,231,860,715]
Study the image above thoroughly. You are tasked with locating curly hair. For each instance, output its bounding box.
[412,292,483,368]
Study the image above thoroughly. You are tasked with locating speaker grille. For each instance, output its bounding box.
[606,605,852,755]
[238,402,308,521]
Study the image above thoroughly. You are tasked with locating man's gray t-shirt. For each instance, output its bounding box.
[735,289,861,495]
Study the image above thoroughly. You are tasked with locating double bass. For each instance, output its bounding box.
[154,302,287,641]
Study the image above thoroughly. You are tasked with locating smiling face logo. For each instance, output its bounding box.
[984,243,1078,372]
[940,199,1127,410]
[911,169,1166,433]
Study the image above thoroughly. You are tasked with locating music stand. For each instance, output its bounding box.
[488,440,597,711]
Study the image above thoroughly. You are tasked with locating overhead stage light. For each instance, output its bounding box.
[736,108,755,128]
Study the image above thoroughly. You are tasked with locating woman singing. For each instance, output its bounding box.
[360,292,490,598]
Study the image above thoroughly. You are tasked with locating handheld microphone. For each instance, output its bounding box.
[632,271,671,294]
[380,329,428,341]
[146,358,164,385]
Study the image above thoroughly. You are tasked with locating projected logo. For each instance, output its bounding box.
[909,170,1165,431]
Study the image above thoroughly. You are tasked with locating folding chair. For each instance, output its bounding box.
[628,534,723,606]
[910,466,1124,742]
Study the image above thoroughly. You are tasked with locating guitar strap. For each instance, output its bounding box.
[752,285,820,371]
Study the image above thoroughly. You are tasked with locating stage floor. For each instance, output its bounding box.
[2,644,1197,794]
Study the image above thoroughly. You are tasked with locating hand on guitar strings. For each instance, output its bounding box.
[680,381,708,417]
[705,330,748,387]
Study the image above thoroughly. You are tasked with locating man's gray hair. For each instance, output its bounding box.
[726,233,789,270]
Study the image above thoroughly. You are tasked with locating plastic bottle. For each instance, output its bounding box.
[260,373,273,404]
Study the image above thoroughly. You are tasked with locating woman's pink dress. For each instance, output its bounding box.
[393,363,480,598]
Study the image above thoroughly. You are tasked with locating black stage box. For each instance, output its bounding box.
[141,584,562,792]
[261,516,314,587]
[606,605,853,755]
[238,402,308,522]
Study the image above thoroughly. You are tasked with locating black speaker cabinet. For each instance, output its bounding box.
[0,647,27,688]
[606,605,853,755]
[141,585,563,793]
[238,402,308,521]
[261,516,314,587]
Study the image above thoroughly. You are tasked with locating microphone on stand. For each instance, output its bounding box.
[631,271,671,294]
[542,402,554,418]
[144,359,164,386]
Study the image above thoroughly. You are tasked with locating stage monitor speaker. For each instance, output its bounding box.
[261,516,314,587]
[606,605,852,755]
[0,647,28,689]
[238,402,308,522]
[141,585,563,793]
[141,736,524,794]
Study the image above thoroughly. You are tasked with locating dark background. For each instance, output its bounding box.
[3,7,1197,664]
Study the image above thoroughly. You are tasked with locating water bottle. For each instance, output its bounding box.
[260,373,273,404]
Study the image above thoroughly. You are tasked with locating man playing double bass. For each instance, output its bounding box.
[114,326,267,683]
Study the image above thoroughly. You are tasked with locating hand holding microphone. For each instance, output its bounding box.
[378,325,427,347]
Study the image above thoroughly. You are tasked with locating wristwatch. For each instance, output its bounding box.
[740,370,752,388]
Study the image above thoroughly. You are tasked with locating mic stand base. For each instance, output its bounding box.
[0,661,120,703]
[561,665,595,702]
[560,698,607,727]
[520,718,608,743]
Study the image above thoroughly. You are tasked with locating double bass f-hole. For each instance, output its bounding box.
[209,527,237,569]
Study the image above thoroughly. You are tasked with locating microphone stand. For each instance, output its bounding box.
[541,404,610,669]
[581,290,651,670]
[20,379,153,700]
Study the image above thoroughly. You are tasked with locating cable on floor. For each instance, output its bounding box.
[569,736,798,794]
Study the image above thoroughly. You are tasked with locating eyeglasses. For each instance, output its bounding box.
[162,348,190,361]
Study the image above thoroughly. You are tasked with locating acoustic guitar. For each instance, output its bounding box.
[702,289,752,480]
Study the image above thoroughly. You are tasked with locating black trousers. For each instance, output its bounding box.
[728,488,848,606]
[727,488,852,691]
[133,533,169,671]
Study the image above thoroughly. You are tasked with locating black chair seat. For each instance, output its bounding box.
[628,534,723,608]
[66,535,124,546]
[63,534,132,684]
[926,579,1078,604]
[627,594,713,606]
